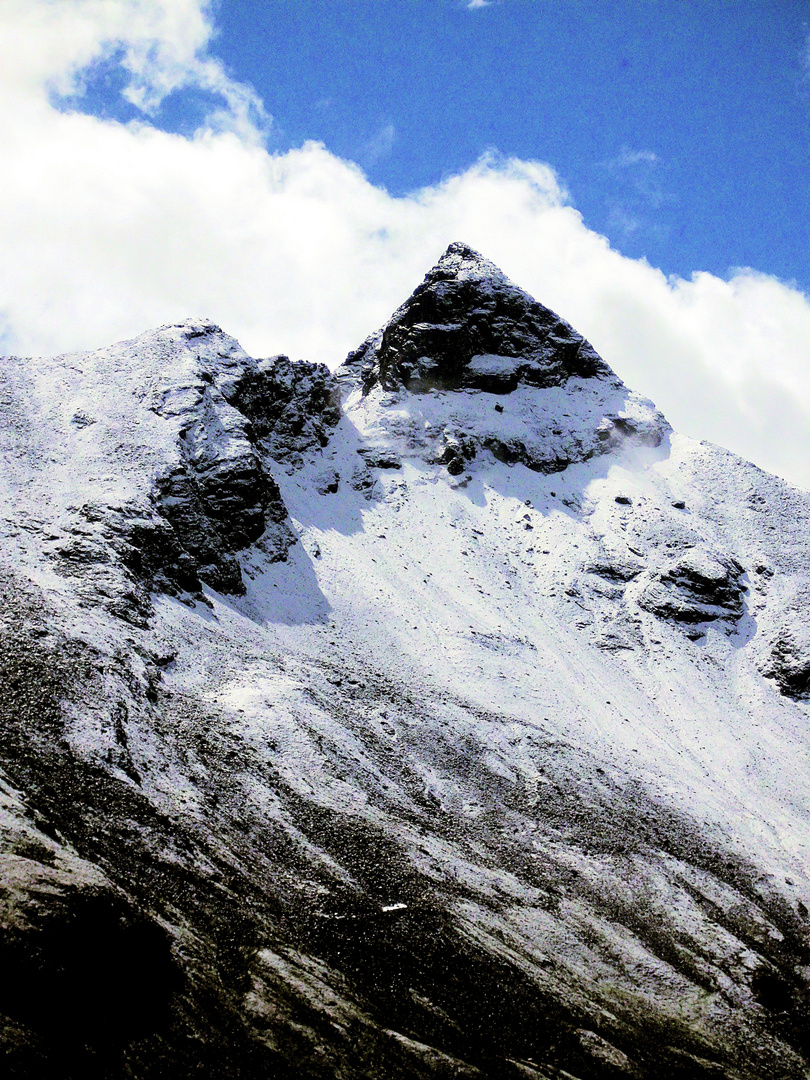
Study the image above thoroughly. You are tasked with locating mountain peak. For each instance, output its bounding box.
[341,242,612,395]
[431,240,511,283]
[5,256,810,1079]
[339,244,667,479]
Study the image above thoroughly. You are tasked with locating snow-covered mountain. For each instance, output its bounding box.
[1,242,809,1079]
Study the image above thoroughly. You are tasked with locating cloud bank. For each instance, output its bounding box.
[2,0,810,489]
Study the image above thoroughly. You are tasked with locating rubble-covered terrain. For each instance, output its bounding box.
[1,244,809,1079]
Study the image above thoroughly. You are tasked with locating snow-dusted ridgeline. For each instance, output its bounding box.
[1,244,809,1078]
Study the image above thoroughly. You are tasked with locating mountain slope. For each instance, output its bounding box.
[1,244,809,1079]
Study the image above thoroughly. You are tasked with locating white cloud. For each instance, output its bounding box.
[610,147,659,169]
[360,123,396,165]
[2,1,810,489]
[0,0,268,138]
[601,145,670,241]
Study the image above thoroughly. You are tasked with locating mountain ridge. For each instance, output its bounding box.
[0,245,809,1078]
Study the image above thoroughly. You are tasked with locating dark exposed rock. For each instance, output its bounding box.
[230,353,341,459]
[349,462,376,497]
[586,558,644,584]
[122,329,341,597]
[480,432,609,475]
[437,430,477,475]
[759,630,810,700]
[356,448,403,470]
[341,242,611,396]
[0,867,182,1052]
[337,246,668,483]
[638,552,746,626]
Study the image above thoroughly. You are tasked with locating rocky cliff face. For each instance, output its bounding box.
[0,321,341,615]
[343,242,610,395]
[1,247,810,1080]
[340,244,667,480]
[143,331,340,595]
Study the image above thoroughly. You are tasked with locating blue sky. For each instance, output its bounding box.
[3,0,810,488]
[76,0,810,291]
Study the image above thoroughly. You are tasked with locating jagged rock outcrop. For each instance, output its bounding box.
[7,322,342,604]
[139,324,341,595]
[339,244,669,480]
[755,585,810,699]
[760,630,810,698]
[637,549,746,627]
[342,242,611,394]
[231,352,341,461]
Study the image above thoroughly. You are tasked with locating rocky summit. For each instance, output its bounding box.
[1,245,809,1079]
[342,242,610,396]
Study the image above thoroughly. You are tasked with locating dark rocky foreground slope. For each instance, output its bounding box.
[1,246,810,1079]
